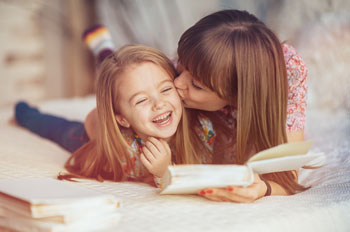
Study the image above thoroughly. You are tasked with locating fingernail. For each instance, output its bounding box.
[206,189,213,194]
[227,186,234,192]
[199,190,206,195]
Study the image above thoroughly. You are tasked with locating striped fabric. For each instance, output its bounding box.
[82,25,116,65]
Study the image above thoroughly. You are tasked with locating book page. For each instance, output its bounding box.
[248,152,324,174]
[248,140,314,162]
[160,165,254,195]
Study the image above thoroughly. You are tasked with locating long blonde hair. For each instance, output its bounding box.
[59,45,205,182]
[178,10,307,193]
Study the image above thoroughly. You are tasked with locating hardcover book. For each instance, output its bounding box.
[0,178,121,232]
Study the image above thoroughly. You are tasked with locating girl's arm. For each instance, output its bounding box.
[84,108,98,140]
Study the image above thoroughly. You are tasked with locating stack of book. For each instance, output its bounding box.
[0,178,121,232]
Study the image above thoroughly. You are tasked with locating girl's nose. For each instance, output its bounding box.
[153,98,166,110]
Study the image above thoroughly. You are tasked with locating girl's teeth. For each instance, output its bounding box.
[153,112,171,122]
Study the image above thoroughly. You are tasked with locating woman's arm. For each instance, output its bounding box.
[284,44,308,139]
[287,130,305,178]
[287,130,304,142]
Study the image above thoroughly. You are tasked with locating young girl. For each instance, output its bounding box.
[15,45,211,185]
[174,9,309,202]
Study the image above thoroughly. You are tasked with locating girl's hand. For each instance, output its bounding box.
[140,137,171,178]
[198,173,268,203]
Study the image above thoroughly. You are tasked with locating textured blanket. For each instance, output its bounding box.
[0,96,349,232]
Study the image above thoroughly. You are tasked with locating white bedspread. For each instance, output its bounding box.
[0,96,349,232]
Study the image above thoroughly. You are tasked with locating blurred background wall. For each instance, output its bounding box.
[0,0,349,113]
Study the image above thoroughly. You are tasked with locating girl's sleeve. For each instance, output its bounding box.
[283,44,308,132]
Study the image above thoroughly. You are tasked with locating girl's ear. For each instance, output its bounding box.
[115,114,130,128]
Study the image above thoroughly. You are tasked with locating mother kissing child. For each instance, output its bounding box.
[84,9,308,202]
[16,9,309,203]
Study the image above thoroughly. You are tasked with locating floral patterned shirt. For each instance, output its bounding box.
[120,130,149,180]
[283,44,308,132]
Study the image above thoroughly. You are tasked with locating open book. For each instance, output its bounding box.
[160,140,323,194]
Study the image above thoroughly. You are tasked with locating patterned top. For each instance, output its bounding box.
[120,130,149,180]
[283,44,308,132]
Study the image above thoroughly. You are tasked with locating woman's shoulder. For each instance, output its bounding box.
[282,44,305,68]
[282,43,297,59]
[282,43,308,83]
[282,43,306,64]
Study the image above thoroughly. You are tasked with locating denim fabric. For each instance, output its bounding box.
[15,102,89,153]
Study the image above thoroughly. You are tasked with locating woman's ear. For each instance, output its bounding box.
[115,114,130,128]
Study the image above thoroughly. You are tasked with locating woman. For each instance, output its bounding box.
[173,9,308,202]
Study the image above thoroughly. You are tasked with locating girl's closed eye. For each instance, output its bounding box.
[161,87,173,93]
[136,98,147,105]
[191,80,203,90]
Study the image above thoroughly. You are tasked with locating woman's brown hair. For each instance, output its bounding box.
[178,10,307,194]
[59,45,205,183]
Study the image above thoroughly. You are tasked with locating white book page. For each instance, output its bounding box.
[248,140,314,162]
[160,165,254,195]
[0,178,118,205]
[248,152,324,174]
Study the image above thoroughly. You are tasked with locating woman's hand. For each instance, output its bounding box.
[198,173,268,203]
[140,137,171,178]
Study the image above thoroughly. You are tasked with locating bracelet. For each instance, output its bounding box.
[153,175,162,188]
[263,180,272,196]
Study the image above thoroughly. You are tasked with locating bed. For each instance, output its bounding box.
[0,96,349,232]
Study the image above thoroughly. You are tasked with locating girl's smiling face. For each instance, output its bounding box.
[115,62,182,142]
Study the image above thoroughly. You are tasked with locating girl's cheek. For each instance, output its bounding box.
[168,92,181,104]
[175,97,183,108]
[135,106,148,116]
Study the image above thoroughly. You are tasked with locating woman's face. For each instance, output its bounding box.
[174,69,228,111]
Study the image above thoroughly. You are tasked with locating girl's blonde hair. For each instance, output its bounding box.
[178,10,307,194]
[59,45,205,182]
